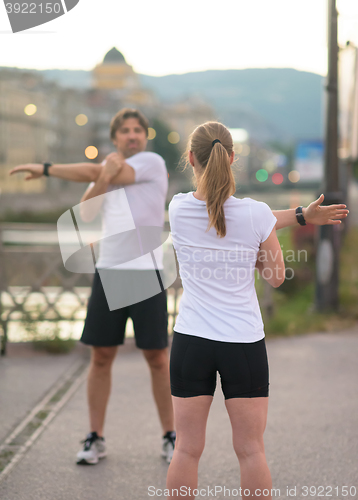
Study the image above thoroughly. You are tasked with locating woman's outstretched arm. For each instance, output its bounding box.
[273,194,349,230]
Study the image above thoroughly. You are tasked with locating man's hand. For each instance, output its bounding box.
[9,164,44,180]
[303,194,349,225]
[101,153,124,182]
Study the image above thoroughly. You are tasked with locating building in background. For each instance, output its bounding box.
[90,48,159,160]
[0,69,51,194]
[93,48,139,92]
[92,48,156,107]
[0,47,214,212]
[0,68,92,196]
[157,96,215,151]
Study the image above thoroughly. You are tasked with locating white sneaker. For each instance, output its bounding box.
[76,432,107,465]
[161,431,176,464]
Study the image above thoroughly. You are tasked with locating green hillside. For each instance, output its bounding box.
[3,66,323,143]
[139,68,324,142]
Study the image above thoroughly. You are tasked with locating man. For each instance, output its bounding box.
[10,108,176,465]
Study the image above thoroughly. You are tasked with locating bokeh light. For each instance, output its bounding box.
[24,104,37,116]
[257,150,267,161]
[240,144,250,156]
[256,169,268,182]
[148,127,156,140]
[168,131,180,144]
[277,154,287,167]
[272,172,284,185]
[75,114,88,126]
[288,170,300,183]
[85,146,98,159]
[229,128,249,143]
[264,159,276,173]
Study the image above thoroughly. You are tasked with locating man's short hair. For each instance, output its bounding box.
[110,108,149,140]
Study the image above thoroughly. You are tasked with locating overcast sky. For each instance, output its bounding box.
[0,0,357,76]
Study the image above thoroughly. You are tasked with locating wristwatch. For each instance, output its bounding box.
[43,162,53,177]
[295,206,306,226]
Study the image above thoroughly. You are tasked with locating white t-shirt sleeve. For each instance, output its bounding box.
[251,201,277,243]
[168,194,179,223]
[125,152,166,183]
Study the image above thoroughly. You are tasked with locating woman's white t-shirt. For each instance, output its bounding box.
[168,192,277,343]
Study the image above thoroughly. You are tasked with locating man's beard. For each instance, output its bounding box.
[123,144,143,158]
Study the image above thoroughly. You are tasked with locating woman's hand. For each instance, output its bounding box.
[303,194,349,225]
[9,163,44,180]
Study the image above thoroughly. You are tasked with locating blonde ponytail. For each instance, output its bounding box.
[187,122,236,238]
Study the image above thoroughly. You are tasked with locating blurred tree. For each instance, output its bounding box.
[151,118,182,174]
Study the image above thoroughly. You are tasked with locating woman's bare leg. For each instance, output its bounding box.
[225,397,272,500]
[166,395,213,499]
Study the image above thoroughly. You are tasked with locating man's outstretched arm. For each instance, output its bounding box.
[9,162,102,183]
[273,194,349,229]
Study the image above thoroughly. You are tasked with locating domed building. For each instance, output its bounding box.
[93,47,139,90]
[92,47,155,107]
[103,47,126,65]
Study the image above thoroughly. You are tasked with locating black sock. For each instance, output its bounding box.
[163,431,176,439]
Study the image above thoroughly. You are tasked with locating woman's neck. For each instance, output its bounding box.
[193,190,206,201]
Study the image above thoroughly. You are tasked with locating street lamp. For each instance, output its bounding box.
[315,0,342,311]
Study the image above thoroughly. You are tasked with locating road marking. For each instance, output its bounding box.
[0,358,88,483]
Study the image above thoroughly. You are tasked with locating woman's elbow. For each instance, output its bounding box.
[271,265,285,287]
[262,262,284,288]
[272,276,285,288]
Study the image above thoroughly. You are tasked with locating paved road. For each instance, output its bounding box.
[0,344,88,445]
[0,328,357,500]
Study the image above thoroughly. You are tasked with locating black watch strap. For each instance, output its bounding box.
[295,206,306,226]
[43,162,53,177]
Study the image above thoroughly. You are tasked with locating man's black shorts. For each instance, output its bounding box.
[170,331,269,399]
[81,269,168,350]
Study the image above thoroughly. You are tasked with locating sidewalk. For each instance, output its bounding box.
[0,327,357,500]
[0,342,89,445]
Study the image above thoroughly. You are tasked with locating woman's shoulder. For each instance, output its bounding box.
[226,196,262,208]
[171,191,190,199]
[233,196,270,209]
[169,192,192,206]
[168,192,197,223]
[226,197,272,222]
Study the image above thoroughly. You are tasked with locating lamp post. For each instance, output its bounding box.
[315,0,342,311]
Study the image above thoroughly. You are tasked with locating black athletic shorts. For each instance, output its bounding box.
[81,270,168,350]
[170,331,269,399]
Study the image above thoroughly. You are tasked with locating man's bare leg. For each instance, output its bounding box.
[87,345,118,436]
[142,348,174,433]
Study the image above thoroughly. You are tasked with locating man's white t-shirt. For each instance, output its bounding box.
[168,192,277,343]
[95,151,168,270]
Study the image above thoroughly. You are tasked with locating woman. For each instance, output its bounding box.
[167,121,347,499]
